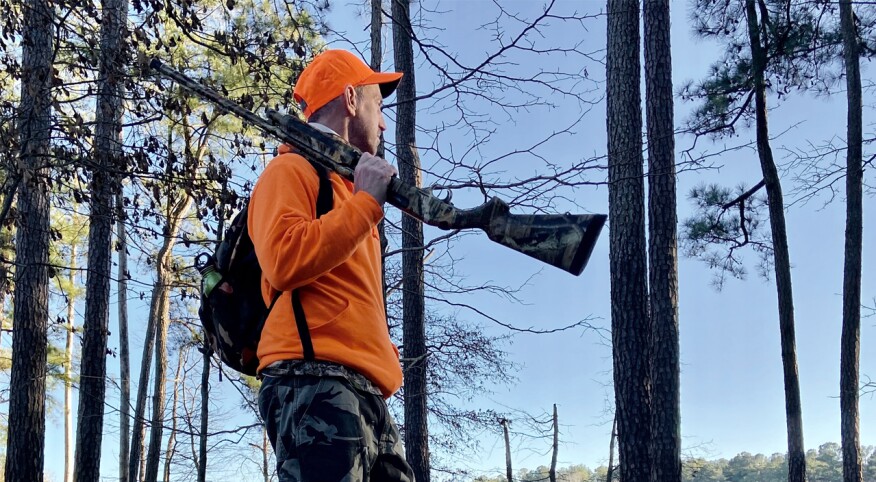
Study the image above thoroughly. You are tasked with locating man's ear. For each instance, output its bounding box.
[343,85,357,117]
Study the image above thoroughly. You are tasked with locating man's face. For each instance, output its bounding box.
[348,84,386,155]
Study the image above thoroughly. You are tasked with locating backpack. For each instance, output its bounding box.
[196,162,333,376]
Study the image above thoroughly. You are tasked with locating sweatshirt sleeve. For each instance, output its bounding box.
[248,153,384,291]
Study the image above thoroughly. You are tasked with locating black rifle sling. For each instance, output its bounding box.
[290,162,333,361]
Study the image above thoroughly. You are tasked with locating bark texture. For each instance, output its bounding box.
[198,345,210,482]
[607,1,652,480]
[75,0,129,478]
[839,1,864,481]
[744,2,806,481]
[5,0,53,478]
[393,0,430,480]
[644,1,680,481]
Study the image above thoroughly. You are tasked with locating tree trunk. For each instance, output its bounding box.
[607,1,651,481]
[839,2,863,481]
[144,194,193,482]
[118,192,132,482]
[64,249,76,482]
[139,423,147,482]
[371,0,390,302]
[129,295,158,482]
[501,419,512,482]
[142,255,172,482]
[5,0,53,477]
[198,344,210,482]
[392,1,429,481]
[163,346,187,482]
[263,427,270,482]
[549,405,558,482]
[606,415,617,482]
[644,1,680,481]
[744,3,806,481]
[75,0,129,478]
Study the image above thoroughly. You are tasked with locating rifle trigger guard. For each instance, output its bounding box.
[429,185,453,205]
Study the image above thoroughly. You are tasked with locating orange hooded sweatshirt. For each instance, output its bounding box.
[248,145,402,398]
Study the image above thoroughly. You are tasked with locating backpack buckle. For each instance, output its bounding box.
[194,252,212,272]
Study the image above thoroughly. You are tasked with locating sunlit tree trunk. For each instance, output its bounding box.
[64,248,76,482]
[163,346,187,482]
[129,293,157,482]
[118,192,132,482]
[144,194,194,482]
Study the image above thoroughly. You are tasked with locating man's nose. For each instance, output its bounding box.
[379,114,386,132]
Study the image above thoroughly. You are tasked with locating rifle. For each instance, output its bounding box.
[148,58,606,275]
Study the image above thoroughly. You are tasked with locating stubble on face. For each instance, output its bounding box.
[348,85,383,155]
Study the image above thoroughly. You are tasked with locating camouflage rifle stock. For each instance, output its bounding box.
[149,58,606,275]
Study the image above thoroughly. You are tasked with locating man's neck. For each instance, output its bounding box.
[309,119,348,142]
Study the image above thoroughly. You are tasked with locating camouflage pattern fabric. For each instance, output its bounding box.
[262,360,384,398]
[259,364,414,482]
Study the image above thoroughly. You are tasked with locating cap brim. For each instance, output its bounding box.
[360,71,403,98]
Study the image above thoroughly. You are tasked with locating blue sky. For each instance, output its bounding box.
[338,0,874,475]
[33,0,876,480]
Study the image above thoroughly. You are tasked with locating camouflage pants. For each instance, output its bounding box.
[259,372,415,482]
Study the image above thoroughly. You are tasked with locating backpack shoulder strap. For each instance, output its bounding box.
[311,161,333,218]
[290,160,334,361]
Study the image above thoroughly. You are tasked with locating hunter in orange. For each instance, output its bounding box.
[248,49,414,481]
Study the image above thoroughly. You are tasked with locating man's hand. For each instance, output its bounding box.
[353,153,397,205]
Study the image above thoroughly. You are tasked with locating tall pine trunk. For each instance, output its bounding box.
[744,2,806,481]
[198,347,210,482]
[839,1,863,481]
[75,0,129,477]
[371,0,389,300]
[393,1,429,480]
[144,194,194,482]
[143,270,172,482]
[118,192,132,482]
[501,419,512,482]
[64,250,76,482]
[549,405,558,482]
[5,0,53,477]
[129,286,159,482]
[606,415,617,482]
[607,1,651,480]
[197,180,224,482]
[163,346,187,482]
[644,1,680,481]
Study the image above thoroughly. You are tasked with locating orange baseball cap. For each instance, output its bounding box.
[293,49,403,119]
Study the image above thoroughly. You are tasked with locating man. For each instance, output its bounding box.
[249,49,415,481]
